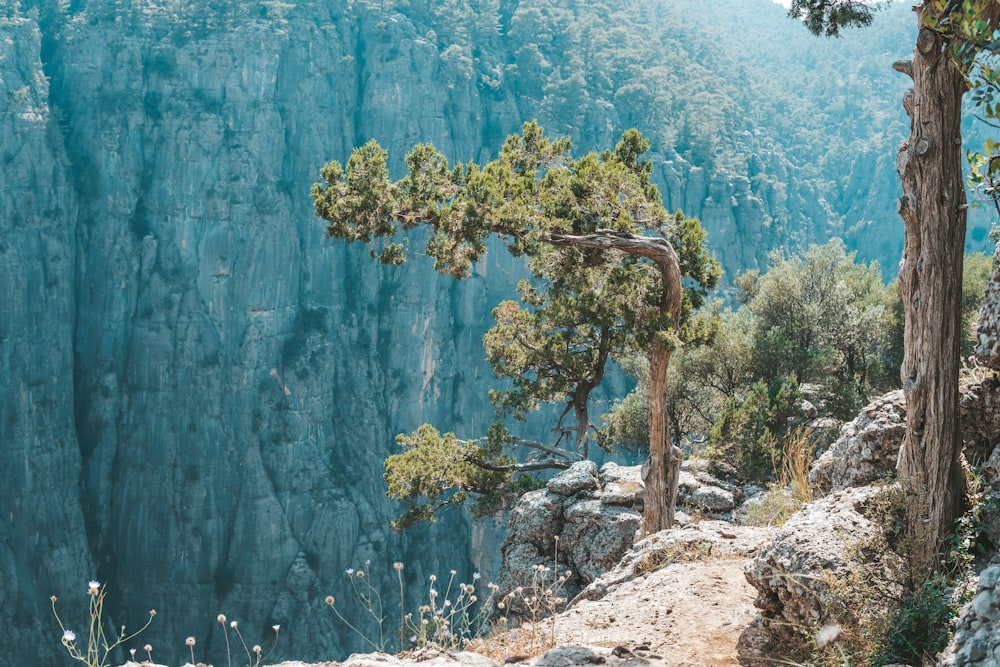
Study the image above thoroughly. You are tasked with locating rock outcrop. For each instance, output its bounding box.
[494,460,745,622]
[939,565,1000,667]
[0,17,94,662]
[738,486,901,666]
[493,462,642,618]
[810,382,1000,496]
[975,244,1000,370]
[809,390,906,495]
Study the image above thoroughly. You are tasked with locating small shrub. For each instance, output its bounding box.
[744,427,815,527]
[707,375,803,481]
[743,487,803,527]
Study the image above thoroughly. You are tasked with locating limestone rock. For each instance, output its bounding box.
[810,383,1000,497]
[0,18,94,666]
[739,486,900,665]
[598,463,644,507]
[976,246,1000,370]
[681,478,736,512]
[959,377,1000,464]
[977,443,1000,553]
[494,466,642,620]
[574,520,770,604]
[938,565,1000,667]
[546,461,600,497]
[562,501,641,582]
[265,644,675,667]
[809,390,906,495]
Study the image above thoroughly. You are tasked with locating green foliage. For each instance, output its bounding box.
[316,122,719,527]
[707,375,803,481]
[788,0,877,37]
[605,240,898,478]
[963,251,994,356]
[384,423,542,531]
[747,239,893,417]
[866,574,963,666]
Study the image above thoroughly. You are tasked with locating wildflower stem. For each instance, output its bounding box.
[397,565,406,650]
[327,600,382,652]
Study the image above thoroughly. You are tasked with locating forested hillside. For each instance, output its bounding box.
[0,1,993,665]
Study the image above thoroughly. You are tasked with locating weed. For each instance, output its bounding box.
[743,487,804,527]
[471,539,573,660]
[325,560,499,654]
[745,427,815,527]
[215,614,280,667]
[51,581,156,667]
[799,482,976,666]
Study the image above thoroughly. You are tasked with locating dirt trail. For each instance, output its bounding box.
[537,522,771,666]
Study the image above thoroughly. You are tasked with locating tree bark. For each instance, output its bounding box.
[547,230,683,532]
[894,15,968,563]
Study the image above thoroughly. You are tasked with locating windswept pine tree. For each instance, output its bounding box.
[313,122,719,532]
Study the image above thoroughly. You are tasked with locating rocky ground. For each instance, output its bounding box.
[264,521,773,667]
[123,379,1000,667]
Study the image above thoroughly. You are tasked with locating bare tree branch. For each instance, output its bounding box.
[464,455,573,473]
[545,230,682,320]
[465,435,583,463]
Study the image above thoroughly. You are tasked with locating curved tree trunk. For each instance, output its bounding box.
[894,17,968,564]
[547,230,683,532]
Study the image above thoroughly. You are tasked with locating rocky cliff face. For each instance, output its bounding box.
[5,7,524,663]
[0,1,916,664]
[0,17,94,663]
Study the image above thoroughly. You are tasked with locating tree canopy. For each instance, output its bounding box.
[313,122,719,531]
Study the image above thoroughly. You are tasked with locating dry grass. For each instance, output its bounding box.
[746,427,815,527]
[775,426,815,503]
[464,620,556,662]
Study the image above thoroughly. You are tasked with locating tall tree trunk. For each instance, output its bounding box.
[572,394,590,460]
[644,341,681,532]
[894,16,968,563]
[546,231,683,532]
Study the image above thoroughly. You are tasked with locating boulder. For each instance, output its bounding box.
[810,382,1000,497]
[546,461,600,497]
[561,501,642,582]
[809,390,906,496]
[574,520,771,604]
[975,249,1000,370]
[494,465,642,621]
[506,490,565,554]
[960,377,1000,464]
[677,466,737,514]
[739,486,902,665]
[938,565,1000,667]
[598,463,643,507]
[982,445,1000,560]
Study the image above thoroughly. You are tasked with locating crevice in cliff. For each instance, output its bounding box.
[351,12,368,148]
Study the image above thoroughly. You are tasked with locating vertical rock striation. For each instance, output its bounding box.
[0,18,93,664]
